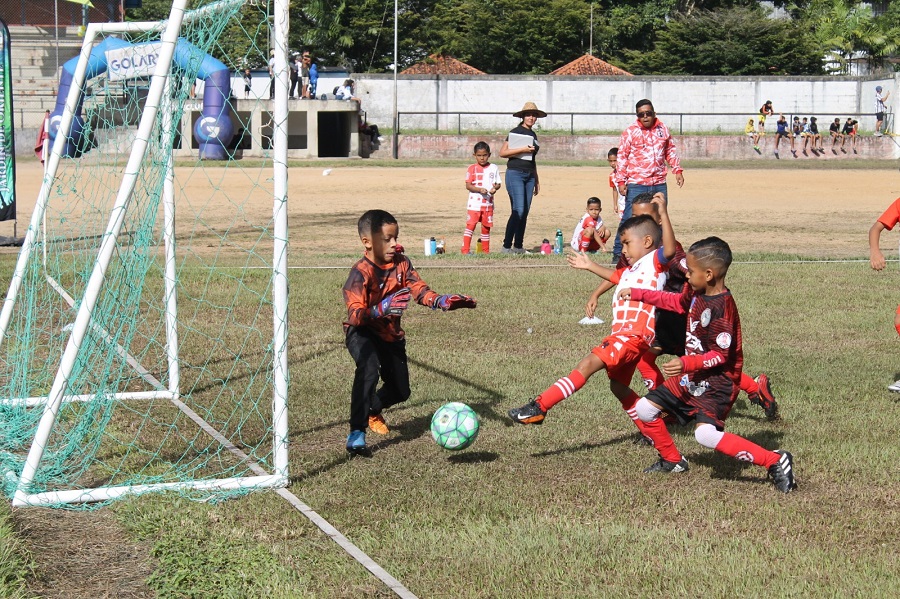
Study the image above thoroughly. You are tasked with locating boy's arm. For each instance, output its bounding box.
[586,279,615,318]
[622,287,689,314]
[869,220,888,270]
[405,261,476,311]
[466,181,489,194]
[567,252,616,281]
[652,193,677,261]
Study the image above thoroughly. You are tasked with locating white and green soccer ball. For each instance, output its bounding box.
[430,402,480,451]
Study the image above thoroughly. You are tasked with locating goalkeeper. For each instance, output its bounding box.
[343,209,477,456]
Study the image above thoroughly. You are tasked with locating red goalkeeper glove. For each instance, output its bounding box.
[433,294,477,311]
[370,287,411,319]
[393,244,405,262]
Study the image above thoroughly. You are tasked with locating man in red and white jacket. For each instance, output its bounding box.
[612,99,685,261]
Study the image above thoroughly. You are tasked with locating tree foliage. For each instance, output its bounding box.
[622,6,824,75]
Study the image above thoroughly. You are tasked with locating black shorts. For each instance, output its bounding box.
[648,377,738,430]
[877,111,885,121]
[653,310,687,356]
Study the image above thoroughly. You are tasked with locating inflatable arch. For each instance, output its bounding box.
[50,37,234,160]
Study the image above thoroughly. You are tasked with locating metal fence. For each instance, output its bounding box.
[0,0,118,27]
[396,111,892,136]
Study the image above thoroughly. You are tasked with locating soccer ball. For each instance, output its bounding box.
[430,402,480,450]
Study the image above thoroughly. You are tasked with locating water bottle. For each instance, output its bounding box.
[476,239,483,254]
[429,237,437,256]
[554,229,563,254]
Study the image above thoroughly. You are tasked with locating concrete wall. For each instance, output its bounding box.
[381,133,899,161]
[352,74,900,136]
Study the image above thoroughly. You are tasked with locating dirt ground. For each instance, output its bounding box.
[4,160,900,260]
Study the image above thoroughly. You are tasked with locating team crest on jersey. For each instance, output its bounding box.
[678,374,709,396]
[716,332,732,349]
[700,308,711,327]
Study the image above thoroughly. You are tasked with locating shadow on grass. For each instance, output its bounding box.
[531,432,636,457]
[447,451,499,464]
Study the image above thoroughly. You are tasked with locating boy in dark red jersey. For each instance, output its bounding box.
[868,196,900,392]
[343,210,476,455]
[585,194,779,419]
[620,237,797,493]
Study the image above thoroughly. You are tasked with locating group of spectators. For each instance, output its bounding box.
[263,50,318,100]
[747,109,861,158]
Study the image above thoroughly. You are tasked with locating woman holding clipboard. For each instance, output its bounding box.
[499,102,546,253]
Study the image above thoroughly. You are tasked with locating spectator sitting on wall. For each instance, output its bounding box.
[335,79,360,102]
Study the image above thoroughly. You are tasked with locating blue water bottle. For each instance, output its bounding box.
[429,237,437,256]
[554,229,563,254]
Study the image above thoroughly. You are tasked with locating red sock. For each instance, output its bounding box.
[462,229,473,253]
[480,228,490,253]
[739,372,758,395]
[580,234,593,251]
[636,353,664,390]
[618,390,648,435]
[536,370,586,411]
[642,417,682,463]
[714,432,779,468]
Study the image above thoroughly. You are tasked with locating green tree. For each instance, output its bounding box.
[622,6,824,75]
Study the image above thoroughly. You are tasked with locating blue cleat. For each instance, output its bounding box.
[346,430,371,457]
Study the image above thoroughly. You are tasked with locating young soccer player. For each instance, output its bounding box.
[343,210,477,455]
[607,147,626,218]
[809,117,823,153]
[571,197,611,253]
[868,197,900,392]
[508,195,676,435]
[584,194,779,419]
[462,142,501,254]
[620,237,797,493]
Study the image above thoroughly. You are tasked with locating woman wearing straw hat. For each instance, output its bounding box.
[498,102,546,253]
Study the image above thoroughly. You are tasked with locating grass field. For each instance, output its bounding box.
[1,162,899,597]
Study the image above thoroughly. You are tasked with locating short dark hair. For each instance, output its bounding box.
[607,147,618,158]
[619,214,661,246]
[631,192,655,206]
[689,236,732,276]
[358,209,397,238]
[636,99,653,113]
[473,141,491,153]
[587,196,601,208]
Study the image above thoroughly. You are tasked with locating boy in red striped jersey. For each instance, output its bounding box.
[620,237,797,493]
[585,194,778,420]
[508,194,676,437]
[462,142,501,254]
[868,196,900,392]
[343,210,477,455]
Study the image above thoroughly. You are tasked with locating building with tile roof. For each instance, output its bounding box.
[402,53,486,75]
[550,54,632,76]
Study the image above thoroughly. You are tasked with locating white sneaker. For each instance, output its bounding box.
[874,131,884,137]
[888,379,900,393]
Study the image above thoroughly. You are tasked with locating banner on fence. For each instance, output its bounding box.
[0,18,16,222]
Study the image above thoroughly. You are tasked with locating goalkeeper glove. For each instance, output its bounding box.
[393,244,405,262]
[370,287,411,319]
[433,294,477,311]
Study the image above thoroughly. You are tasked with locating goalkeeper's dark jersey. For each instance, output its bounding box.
[343,255,437,342]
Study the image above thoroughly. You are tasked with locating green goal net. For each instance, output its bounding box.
[0,0,290,507]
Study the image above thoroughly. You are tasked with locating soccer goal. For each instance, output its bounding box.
[0,0,291,507]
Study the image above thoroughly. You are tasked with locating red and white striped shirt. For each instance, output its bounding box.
[608,247,669,345]
[614,118,683,188]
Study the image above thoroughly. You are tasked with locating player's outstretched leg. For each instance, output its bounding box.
[634,397,689,473]
[509,370,588,425]
[743,372,779,419]
[695,423,797,493]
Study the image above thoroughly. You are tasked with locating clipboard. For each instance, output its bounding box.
[508,132,536,161]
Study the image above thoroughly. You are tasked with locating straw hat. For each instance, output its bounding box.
[513,102,547,118]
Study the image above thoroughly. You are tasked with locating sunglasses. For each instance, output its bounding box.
[637,110,655,118]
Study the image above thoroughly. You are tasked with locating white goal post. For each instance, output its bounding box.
[0,0,290,507]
